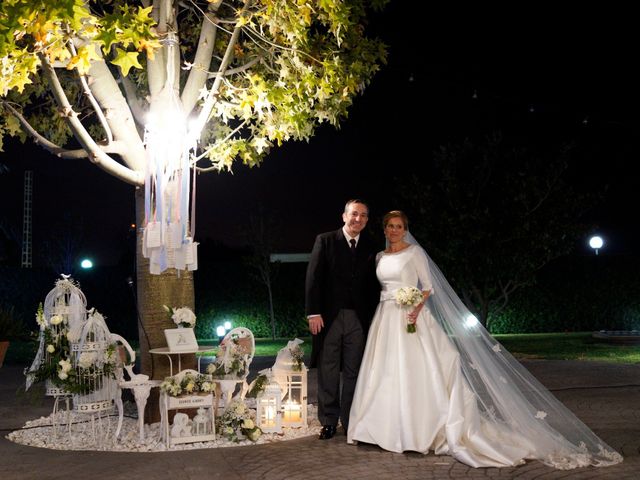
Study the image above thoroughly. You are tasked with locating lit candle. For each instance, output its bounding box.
[282,402,302,423]
[264,405,276,427]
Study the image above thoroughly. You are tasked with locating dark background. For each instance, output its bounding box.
[1,3,639,338]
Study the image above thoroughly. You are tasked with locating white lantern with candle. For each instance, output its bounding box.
[256,376,282,433]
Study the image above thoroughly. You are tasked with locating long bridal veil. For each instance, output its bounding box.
[406,232,622,469]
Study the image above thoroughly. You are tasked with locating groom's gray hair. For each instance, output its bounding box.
[344,198,369,213]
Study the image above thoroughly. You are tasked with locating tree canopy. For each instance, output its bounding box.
[0,0,387,179]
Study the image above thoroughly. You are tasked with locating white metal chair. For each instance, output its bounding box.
[212,327,255,411]
[111,333,161,443]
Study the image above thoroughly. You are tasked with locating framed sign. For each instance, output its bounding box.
[164,328,198,352]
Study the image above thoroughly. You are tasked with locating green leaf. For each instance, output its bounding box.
[110,47,142,76]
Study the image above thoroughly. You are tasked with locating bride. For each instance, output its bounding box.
[347,210,623,469]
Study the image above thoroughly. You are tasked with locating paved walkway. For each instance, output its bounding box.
[1,359,639,479]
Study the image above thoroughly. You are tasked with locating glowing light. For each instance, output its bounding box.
[224,321,232,330]
[589,236,603,249]
[464,314,479,328]
[216,326,226,337]
[80,259,93,269]
[589,236,604,255]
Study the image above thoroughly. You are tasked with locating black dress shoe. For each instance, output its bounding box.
[319,425,337,440]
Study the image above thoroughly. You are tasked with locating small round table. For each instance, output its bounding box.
[149,345,217,376]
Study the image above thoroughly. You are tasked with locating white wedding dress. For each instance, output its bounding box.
[347,244,623,469]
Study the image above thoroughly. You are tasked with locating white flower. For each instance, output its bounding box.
[46,344,55,353]
[49,315,62,326]
[58,359,72,372]
[201,382,212,392]
[242,418,254,429]
[66,330,80,342]
[492,344,502,353]
[171,307,196,328]
[185,381,196,393]
[36,312,47,328]
[535,410,548,420]
[246,427,261,441]
[206,364,217,375]
[78,352,97,369]
[58,371,68,380]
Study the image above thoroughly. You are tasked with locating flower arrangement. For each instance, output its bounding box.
[160,372,214,397]
[216,399,261,442]
[246,373,269,398]
[29,313,118,394]
[206,334,250,379]
[163,305,196,328]
[395,286,424,333]
[289,343,304,372]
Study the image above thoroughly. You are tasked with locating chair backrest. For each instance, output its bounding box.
[110,333,136,382]
[220,327,255,379]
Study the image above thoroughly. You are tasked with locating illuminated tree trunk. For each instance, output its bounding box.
[134,189,195,421]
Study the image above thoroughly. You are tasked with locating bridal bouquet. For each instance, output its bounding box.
[395,286,424,333]
[163,305,196,328]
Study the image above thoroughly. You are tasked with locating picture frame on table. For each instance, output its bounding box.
[164,328,198,352]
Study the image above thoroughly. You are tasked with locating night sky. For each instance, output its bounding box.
[1,3,639,266]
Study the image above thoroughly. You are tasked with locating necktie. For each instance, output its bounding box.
[350,238,356,254]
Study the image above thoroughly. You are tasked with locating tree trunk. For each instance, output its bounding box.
[134,188,196,422]
[267,281,276,340]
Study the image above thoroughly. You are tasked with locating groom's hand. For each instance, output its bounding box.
[308,315,324,335]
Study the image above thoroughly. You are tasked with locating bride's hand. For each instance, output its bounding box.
[408,305,422,323]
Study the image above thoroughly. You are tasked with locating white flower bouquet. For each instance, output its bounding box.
[160,372,213,397]
[216,399,261,442]
[395,286,424,333]
[163,305,196,328]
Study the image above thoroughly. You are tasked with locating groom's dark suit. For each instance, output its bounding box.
[305,228,379,430]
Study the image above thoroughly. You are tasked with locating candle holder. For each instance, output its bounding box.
[256,376,282,433]
[273,366,307,428]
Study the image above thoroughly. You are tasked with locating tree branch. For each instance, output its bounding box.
[2,101,124,159]
[191,0,254,139]
[120,74,147,126]
[181,0,223,113]
[206,56,261,78]
[40,55,143,186]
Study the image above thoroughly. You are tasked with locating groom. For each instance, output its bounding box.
[305,199,379,440]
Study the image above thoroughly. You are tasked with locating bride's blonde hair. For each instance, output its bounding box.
[383,210,408,229]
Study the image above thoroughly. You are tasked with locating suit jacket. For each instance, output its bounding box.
[305,229,380,367]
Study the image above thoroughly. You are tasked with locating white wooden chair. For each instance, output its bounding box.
[212,327,255,411]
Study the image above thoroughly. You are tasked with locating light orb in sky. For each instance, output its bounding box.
[589,236,603,249]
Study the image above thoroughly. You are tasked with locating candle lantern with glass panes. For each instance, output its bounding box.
[272,365,307,428]
[256,375,282,433]
[272,339,308,428]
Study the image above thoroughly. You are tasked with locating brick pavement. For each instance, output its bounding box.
[1,359,638,480]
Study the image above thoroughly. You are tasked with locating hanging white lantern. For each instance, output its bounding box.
[256,377,282,433]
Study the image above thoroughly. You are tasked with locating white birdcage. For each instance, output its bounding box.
[26,275,88,394]
[70,309,118,414]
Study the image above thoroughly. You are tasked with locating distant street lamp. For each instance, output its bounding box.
[80,258,93,269]
[589,236,604,255]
